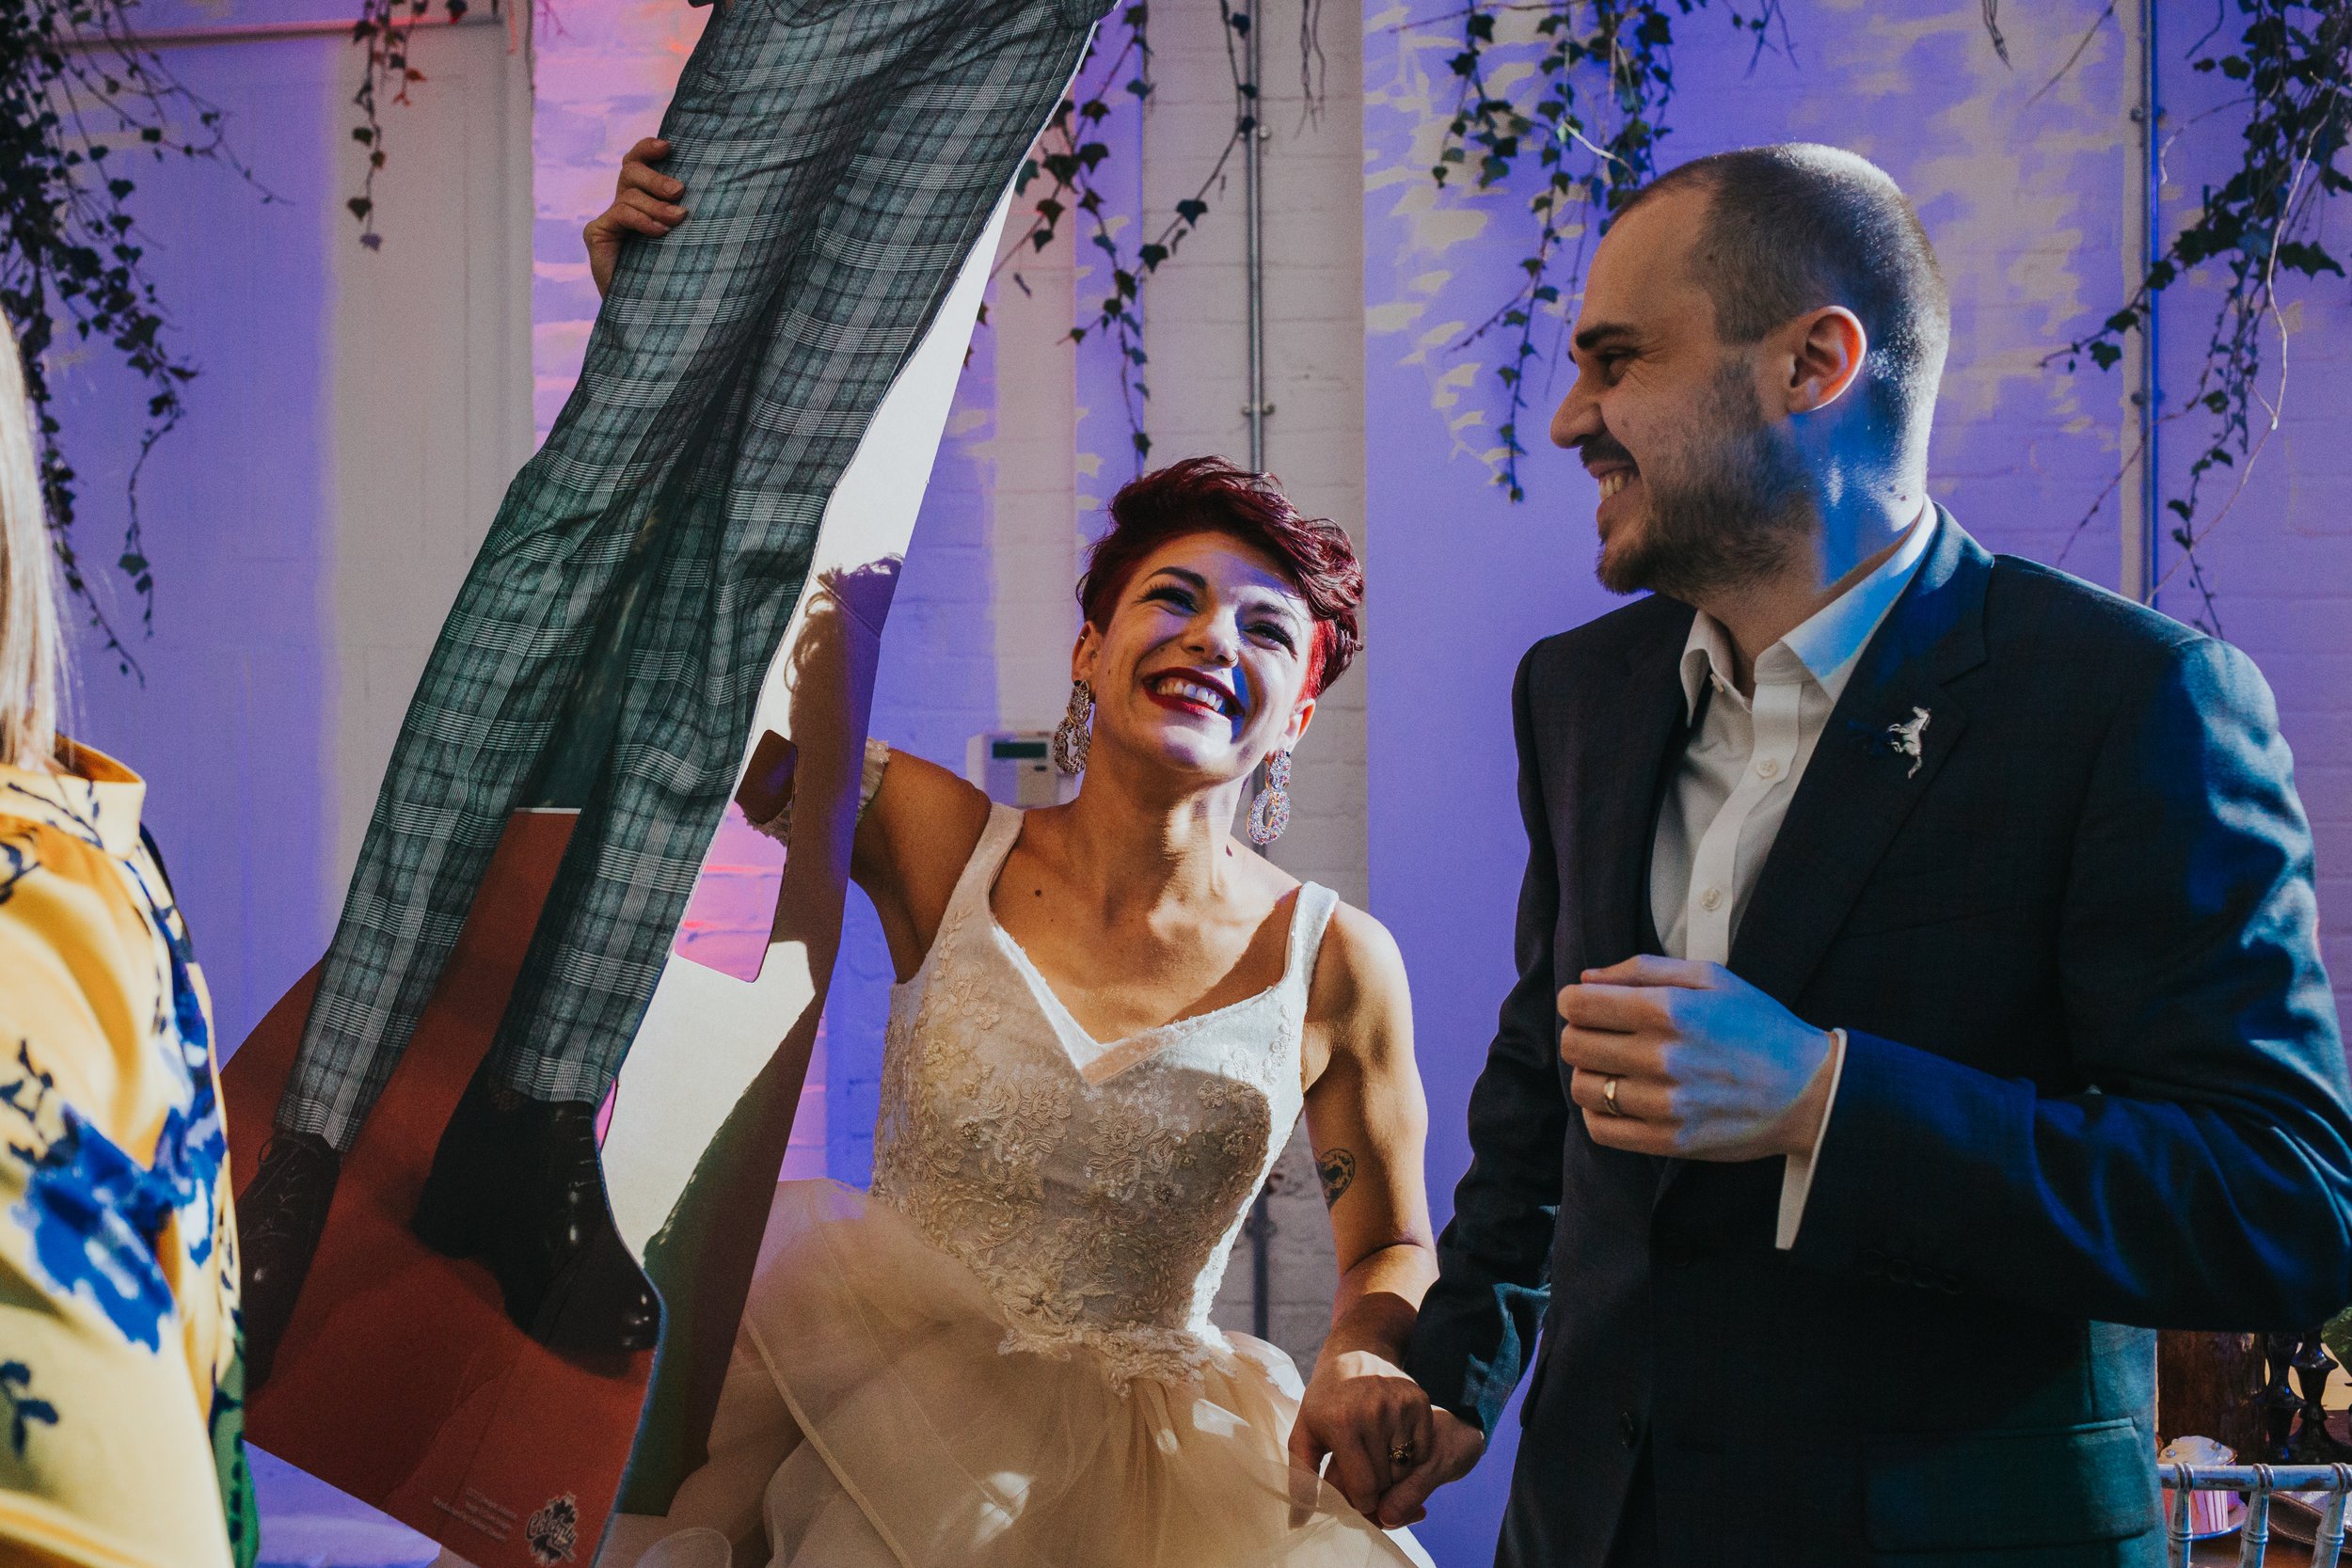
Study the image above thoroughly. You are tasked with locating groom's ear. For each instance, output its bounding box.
[1780,304,1868,418]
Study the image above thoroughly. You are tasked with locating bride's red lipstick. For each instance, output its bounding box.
[1142,668,1242,719]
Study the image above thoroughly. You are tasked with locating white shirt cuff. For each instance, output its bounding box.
[1774,1027,1848,1251]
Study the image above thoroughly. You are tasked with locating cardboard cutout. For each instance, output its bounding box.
[223,198,1007,1564]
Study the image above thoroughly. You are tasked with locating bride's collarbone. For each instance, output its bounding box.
[990,866,1300,1044]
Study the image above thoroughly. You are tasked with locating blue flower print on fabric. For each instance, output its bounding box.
[0,833,32,905]
[0,1360,59,1457]
[149,874,230,1279]
[0,846,225,1358]
[9,1101,179,1352]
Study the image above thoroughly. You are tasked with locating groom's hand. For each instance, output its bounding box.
[1559,956,1836,1162]
[1292,1350,1437,1525]
[1374,1407,1486,1527]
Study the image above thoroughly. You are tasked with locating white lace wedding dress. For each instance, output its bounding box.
[628,801,1431,1567]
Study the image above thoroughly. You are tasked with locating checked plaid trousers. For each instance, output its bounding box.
[277,0,1104,1149]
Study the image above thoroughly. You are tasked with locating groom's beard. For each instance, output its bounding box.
[1598,359,1818,602]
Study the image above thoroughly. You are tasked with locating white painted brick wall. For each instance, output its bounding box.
[890,2,1368,1372]
[1117,0,1364,1371]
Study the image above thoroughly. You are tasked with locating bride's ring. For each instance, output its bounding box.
[1390,1442,1414,1466]
[1601,1075,1626,1117]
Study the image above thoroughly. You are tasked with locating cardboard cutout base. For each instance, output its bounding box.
[226,809,653,1568]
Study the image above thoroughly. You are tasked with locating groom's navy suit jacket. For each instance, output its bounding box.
[1405,515,2352,1567]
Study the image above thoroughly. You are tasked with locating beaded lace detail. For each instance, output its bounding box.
[869,802,1335,1390]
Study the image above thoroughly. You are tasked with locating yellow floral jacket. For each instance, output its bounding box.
[0,742,254,1568]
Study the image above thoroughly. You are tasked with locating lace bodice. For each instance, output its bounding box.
[869,803,1336,1387]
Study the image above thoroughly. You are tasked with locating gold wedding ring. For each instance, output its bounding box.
[1390,1443,1415,1465]
[1601,1075,1625,1117]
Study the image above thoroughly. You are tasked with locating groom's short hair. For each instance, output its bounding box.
[1621,144,1950,454]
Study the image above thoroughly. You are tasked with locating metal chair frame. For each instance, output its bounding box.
[2163,1464,2352,1567]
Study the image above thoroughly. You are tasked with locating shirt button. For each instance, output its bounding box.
[1699,886,1724,912]
[1618,1411,1641,1449]
[1756,756,1782,780]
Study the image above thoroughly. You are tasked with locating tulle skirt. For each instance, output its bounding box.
[629,1179,1431,1568]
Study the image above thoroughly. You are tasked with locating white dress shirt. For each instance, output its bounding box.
[1647,512,1937,1248]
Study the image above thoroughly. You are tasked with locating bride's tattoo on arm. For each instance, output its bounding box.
[1316,1147,1357,1208]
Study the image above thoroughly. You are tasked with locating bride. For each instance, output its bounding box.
[615,455,1438,1566]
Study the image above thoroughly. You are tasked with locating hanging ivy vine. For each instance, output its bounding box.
[1422,0,1789,500]
[993,4,1163,457]
[994,1,1288,467]
[2049,0,2350,635]
[0,0,2327,665]
[135,0,2333,645]
[1425,0,2348,622]
[0,0,246,673]
[345,0,485,249]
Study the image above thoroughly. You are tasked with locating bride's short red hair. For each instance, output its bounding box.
[1077,457,1364,696]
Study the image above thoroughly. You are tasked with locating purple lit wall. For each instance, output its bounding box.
[56,0,532,1053]
[50,9,341,1047]
[1363,4,2351,1560]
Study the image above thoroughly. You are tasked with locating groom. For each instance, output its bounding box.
[1313,144,2352,1564]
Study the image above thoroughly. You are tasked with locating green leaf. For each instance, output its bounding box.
[2277,240,2344,277]
[2321,1304,2352,1374]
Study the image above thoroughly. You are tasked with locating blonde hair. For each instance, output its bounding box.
[0,312,61,769]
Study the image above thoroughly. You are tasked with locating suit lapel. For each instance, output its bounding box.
[1727,511,1992,1006]
[1563,604,1692,1203]
[1572,606,1696,976]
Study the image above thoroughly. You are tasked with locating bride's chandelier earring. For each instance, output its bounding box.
[1053,679,1094,776]
[1246,751,1293,847]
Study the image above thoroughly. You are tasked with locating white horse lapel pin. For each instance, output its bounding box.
[1886,705,1931,779]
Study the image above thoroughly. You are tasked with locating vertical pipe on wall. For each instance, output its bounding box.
[2122,0,2162,605]
[1242,0,1273,1344]
[1243,0,1270,473]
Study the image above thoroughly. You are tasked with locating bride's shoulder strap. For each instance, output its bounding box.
[941,800,1025,919]
[1282,882,1343,998]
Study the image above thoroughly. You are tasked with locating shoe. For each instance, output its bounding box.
[411,1063,516,1259]
[237,1131,342,1390]
[501,1098,661,1355]
[415,1079,660,1355]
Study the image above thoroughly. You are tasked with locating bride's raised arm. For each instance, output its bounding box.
[847,745,994,983]
[1288,903,1442,1522]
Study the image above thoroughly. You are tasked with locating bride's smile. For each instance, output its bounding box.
[1142,667,1243,721]
[1080,538,1320,789]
